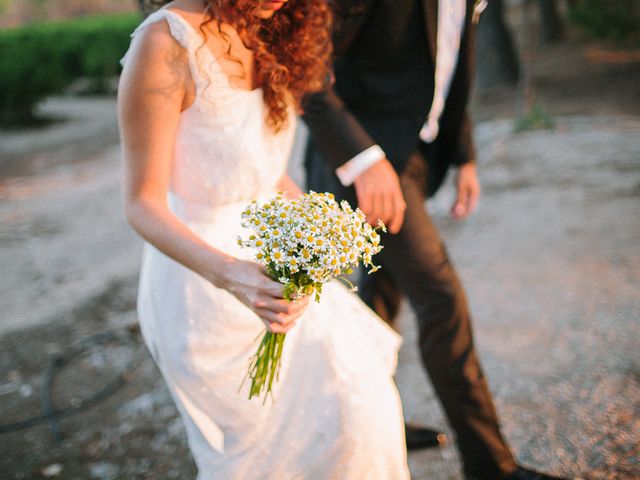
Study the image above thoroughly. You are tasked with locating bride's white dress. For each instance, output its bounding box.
[123,9,410,480]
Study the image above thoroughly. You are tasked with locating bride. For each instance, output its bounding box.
[118,0,410,478]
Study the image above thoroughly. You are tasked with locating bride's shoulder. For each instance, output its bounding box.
[127,0,204,56]
[119,16,193,103]
[124,17,188,72]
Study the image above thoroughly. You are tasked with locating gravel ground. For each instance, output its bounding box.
[397,115,640,480]
[1,33,639,480]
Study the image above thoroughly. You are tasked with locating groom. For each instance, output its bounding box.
[303,1,569,479]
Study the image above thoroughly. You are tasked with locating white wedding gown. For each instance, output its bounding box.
[123,9,410,480]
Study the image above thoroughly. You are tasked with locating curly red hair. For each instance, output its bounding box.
[147,0,332,130]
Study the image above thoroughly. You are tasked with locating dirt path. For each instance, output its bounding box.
[0,98,140,333]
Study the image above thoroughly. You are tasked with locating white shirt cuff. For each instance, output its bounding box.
[335,145,386,187]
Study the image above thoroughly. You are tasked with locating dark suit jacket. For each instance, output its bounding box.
[303,0,477,196]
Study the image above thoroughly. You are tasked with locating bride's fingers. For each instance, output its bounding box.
[255,295,310,315]
[255,307,290,325]
[265,321,295,334]
[252,295,285,312]
[253,272,286,297]
[255,310,298,332]
[257,303,309,326]
[280,296,310,314]
[257,282,285,299]
[290,295,311,306]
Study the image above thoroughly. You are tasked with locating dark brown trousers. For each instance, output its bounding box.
[306,147,517,478]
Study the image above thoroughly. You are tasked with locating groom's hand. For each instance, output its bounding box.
[354,158,406,234]
[451,162,480,219]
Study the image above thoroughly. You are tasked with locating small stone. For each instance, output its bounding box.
[45,343,62,355]
[19,383,34,397]
[89,462,119,479]
[41,463,63,477]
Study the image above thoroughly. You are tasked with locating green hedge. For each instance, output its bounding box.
[569,0,640,45]
[0,13,141,126]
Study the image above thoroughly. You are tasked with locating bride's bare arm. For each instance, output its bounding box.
[276,173,304,198]
[118,21,307,332]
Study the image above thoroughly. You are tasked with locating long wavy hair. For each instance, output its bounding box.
[146,0,332,131]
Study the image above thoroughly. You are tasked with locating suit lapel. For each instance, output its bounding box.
[422,0,438,60]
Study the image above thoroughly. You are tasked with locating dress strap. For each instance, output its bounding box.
[120,8,203,67]
[160,9,202,50]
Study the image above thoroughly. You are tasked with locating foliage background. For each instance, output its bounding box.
[0,0,137,28]
[0,13,140,125]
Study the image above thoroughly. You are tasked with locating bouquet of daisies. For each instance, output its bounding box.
[238,191,385,402]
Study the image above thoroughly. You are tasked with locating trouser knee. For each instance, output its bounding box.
[414,279,469,331]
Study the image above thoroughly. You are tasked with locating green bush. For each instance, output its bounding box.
[514,101,555,133]
[0,13,141,126]
[569,0,640,45]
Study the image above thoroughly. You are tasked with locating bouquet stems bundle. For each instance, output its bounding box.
[246,329,285,403]
[238,192,385,403]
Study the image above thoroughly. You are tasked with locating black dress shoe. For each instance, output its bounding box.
[467,465,570,480]
[404,423,447,451]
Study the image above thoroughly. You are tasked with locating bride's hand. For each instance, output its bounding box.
[219,259,310,333]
